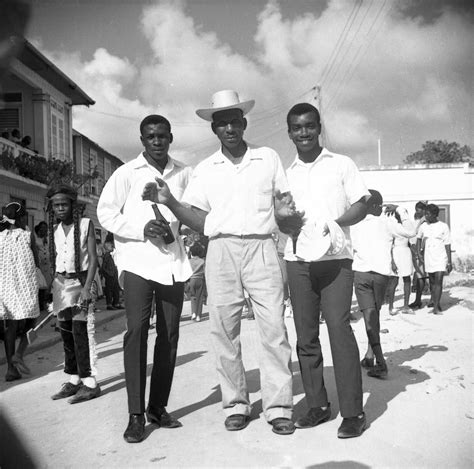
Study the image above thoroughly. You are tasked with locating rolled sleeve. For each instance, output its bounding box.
[182,168,210,212]
[97,168,145,241]
[273,151,290,195]
[343,158,370,205]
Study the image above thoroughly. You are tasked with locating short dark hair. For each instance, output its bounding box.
[286,103,321,130]
[415,201,427,210]
[34,221,47,234]
[426,203,439,217]
[140,115,171,135]
[190,242,205,258]
[368,189,383,207]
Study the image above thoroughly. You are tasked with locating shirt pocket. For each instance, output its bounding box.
[256,189,273,212]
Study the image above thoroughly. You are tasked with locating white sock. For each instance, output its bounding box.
[69,374,81,385]
[82,376,97,388]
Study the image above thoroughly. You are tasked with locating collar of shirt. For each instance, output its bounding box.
[288,147,333,170]
[130,152,184,178]
[209,144,263,171]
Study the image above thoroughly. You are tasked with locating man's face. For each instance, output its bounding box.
[288,112,321,153]
[415,207,425,219]
[211,109,246,151]
[140,123,172,163]
[425,211,437,223]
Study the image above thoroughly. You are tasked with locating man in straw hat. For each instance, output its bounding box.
[280,102,370,438]
[142,90,297,435]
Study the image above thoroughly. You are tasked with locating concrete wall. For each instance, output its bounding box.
[359,163,474,269]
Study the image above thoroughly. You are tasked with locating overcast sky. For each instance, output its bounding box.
[26,0,473,168]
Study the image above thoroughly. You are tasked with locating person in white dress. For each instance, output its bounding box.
[417,204,452,315]
[0,202,39,381]
[385,213,416,315]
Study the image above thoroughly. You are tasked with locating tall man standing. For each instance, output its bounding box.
[142,90,296,435]
[98,115,192,443]
[281,103,369,438]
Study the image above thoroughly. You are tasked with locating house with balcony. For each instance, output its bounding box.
[0,38,123,241]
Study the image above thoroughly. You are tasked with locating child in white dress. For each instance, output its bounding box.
[417,204,452,315]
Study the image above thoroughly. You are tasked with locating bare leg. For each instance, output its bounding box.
[402,276,411,307]
[429,272,444,314]
[4,320,21,381]
[386,277,398,315]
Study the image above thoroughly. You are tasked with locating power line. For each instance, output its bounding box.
[322,0,375,93]
[319,0,363,88]
[325,0,391,114]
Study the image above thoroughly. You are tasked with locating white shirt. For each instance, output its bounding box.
[284,148,370,262]
[97,153,192,285]
[182,144,289,237]
[352,213,416,275]
[54,218,91,273]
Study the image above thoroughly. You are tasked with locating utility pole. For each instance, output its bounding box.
[308,85,324,146]
[378,138,381,166]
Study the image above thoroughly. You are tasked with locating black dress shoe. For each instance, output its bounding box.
[51,382,81,400]
[367,364,388,379]
[295,405,331,429]
[224,414,250,431]
[68,384,101,404]
[337,413,367,439]
[146,406,182,428]
[124,414,146,443]
[270,417,296,435]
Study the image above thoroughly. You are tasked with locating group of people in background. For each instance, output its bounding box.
[0,90,454,446]
[1,128,32,150]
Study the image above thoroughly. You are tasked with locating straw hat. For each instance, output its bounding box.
[196,90,255,121]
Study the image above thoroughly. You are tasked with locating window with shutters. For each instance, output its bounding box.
[50,99,66,159]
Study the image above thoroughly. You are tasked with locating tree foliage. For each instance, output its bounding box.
[404,140,472,165]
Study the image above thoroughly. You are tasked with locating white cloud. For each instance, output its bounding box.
[35,0,473,166]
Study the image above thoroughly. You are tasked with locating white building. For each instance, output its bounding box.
[359,162,474,270]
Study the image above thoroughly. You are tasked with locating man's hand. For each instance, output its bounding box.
[142,178,173,205]
[144,220,169,238]
[383,204,398,216]
[274,190,297,220]
[446,262,453,274]
[278,212,305,236]
[391,259,398,275]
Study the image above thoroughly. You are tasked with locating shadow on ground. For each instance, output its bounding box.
[363,343,447,424]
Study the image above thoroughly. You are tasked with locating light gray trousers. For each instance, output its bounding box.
[205,236,293,422]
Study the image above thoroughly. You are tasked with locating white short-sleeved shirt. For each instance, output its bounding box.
[182,144,289,237]
[97,153,192,285]
[284,148,370,262]
[352,214,416,276]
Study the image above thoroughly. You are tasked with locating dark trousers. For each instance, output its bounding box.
[58,309,91,378]
[123,271,184,414]
[188,277,205,317]
[104,274,120,305]
[287,259,363,418]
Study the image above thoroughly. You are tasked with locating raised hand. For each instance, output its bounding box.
[142,177,172,205]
